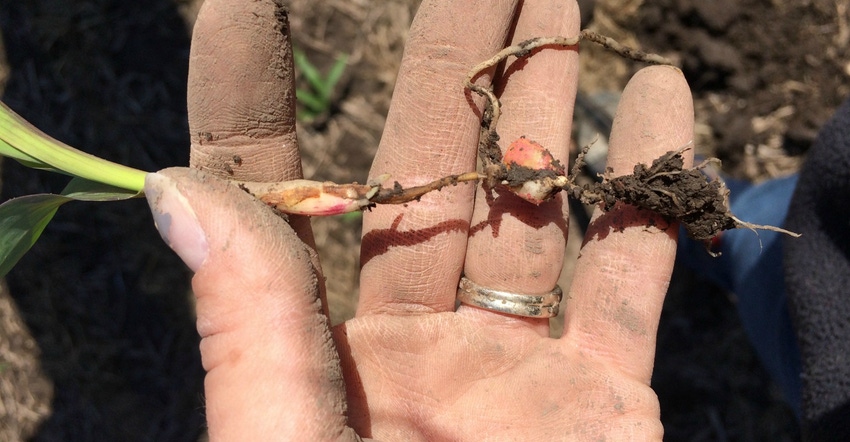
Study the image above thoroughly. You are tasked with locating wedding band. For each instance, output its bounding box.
[457,276,563,318]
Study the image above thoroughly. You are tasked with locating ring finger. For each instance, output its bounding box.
[457,0,580,336]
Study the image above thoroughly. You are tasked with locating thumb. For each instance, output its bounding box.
[145,168,352,440]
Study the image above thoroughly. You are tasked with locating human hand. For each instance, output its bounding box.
[145,0,693,440]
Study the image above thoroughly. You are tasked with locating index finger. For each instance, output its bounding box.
[358,0,521,315]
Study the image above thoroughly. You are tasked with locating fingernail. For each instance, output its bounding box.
[145,172,208,271]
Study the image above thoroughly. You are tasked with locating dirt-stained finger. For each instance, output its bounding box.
[358,0,520,315]
[562,65,694,383]
[145,168,355,440]
[187,0,323,309]
[458,0,580,335]
[188,0,301,183]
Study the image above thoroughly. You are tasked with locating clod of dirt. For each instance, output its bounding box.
[564,146,799,249]
[593,148,737,241]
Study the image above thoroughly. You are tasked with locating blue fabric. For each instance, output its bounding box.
[678,174,801,417]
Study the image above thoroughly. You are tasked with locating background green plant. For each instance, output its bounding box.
[293,48,348,122]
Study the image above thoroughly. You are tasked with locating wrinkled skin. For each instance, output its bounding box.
[145,0,694,440]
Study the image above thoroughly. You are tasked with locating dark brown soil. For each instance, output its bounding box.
[637,0,849,180]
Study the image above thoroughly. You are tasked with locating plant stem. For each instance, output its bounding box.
[0,103,147,192]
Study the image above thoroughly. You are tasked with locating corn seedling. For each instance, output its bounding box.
[0,29,796,278]
[293,48,348,121]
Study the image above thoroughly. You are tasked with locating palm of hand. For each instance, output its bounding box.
[338,314,661,440]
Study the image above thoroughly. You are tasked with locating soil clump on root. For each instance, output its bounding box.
[575,142,800,245]
[579,148,737,242]
[491,141,799,249]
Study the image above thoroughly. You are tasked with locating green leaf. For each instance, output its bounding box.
[293,49,324,92]
[293,49,348,114]
[61,176,144,201]
[0,194,66,278]
[295,88,326,114]
[0,102,148,191]
[321,54,348,98]
[0,178,142,278]
[340,210,363,223]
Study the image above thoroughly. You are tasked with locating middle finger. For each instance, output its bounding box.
[358,0,520,315]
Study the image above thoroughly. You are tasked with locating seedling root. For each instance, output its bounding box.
[243,30,795,247]
[459,29,797,246]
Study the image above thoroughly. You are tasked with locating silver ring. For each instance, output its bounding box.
[457,276,563,318]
